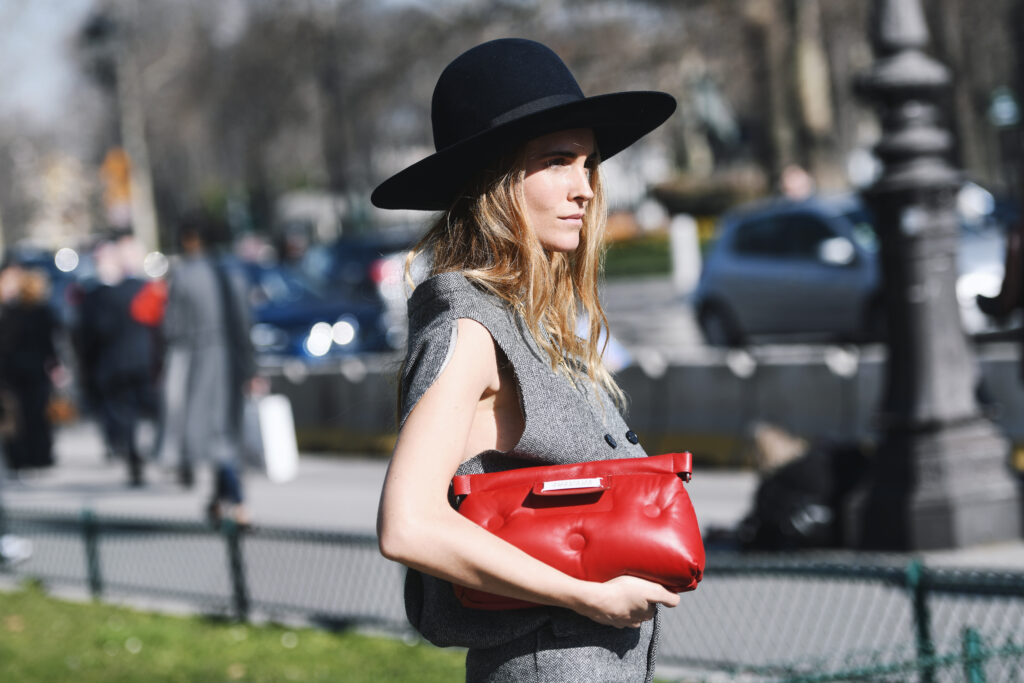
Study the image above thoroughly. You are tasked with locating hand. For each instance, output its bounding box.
[575,576,680,629]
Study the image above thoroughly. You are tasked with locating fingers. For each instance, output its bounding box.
[655,589,681,608]
[583,576,680,628]
[637,579,680,608]
[622,603,657,628]
[621,579,680,611]
[623,607,656,629]
[597,604,656,630]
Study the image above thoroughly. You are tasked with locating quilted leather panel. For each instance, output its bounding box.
[454,452,705,609]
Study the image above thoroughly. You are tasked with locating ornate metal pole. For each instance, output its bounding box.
[851,0,1022,549]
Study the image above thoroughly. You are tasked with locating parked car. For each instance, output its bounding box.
[693,191,1011,346]
[232,260,394,362]
[302,229,425,350]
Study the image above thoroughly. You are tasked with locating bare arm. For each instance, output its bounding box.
[377,318,678,628]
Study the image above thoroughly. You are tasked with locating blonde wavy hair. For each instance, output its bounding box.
[406,142,624,407]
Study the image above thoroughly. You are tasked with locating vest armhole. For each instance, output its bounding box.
[438,318,458,377]
[399,317,458,430]
[452,315,528,462]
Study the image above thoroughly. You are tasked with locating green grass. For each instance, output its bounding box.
[0,583,465,682]
[603,233,672,278]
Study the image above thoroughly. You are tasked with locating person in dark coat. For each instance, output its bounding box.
[977,5,1024,381]
[0,265,61,472]
[976,211,1024,380]
[75,232,163,486]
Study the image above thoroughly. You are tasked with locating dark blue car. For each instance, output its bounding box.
[232,260,394,362]
[302,230,424,350]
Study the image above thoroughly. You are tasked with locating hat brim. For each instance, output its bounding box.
[371,91,676,211]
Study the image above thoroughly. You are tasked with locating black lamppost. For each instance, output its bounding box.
[78,3,160,252]
[850,0,1022,549]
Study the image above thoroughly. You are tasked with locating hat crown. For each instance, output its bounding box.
[431,39,585,152]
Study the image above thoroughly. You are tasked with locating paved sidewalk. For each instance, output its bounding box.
[2,420,760,534]
[1,420,389,532]
[3,419,1024,569]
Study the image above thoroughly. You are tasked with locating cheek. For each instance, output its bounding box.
[523,175,561,215]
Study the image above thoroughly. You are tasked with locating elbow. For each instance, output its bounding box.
[377,514,419,565]
[377,524,402,562]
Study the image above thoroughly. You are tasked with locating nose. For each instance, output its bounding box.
[570,163,595,204]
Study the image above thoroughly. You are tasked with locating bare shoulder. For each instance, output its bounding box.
[388,316,500,476]
[455,317,496,353]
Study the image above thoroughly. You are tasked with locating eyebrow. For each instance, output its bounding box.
[533,149,599,163]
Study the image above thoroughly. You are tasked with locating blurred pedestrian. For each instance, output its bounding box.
[0,264,61,473]
[274,220,313,268]
[158,209,257,525]
[372,38,678,681]
[74,230,164,486]
[0,263,36,565]
[0,264,22,443]
[71,236,122,422]
[778,163,816,200]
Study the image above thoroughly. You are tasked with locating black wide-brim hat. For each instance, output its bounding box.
[371,38,677,211]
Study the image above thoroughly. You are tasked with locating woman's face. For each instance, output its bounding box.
[521,128,597,253]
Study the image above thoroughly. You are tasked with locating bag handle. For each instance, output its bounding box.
[531,476,610,496]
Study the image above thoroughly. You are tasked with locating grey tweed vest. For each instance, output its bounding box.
[399,272,658,682]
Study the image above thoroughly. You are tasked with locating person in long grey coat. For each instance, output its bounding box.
[373,39,681,682]
[160,210,256,525]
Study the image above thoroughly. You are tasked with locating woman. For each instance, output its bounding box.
[159,210,256,524]
[374,39,679,681]
[0,265,60,473]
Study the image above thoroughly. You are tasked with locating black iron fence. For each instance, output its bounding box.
[0,507,404,630]
[665,556,1024,682]
[2,507,1023,682]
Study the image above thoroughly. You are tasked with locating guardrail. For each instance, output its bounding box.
[2,507,1022,682]
[268,343,1024,471]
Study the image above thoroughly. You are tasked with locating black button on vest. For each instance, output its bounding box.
[625,430,639,445]
[604,433,617,448]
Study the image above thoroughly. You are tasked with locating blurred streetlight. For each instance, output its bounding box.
[848,0,1021,550]
[78,1,159,252]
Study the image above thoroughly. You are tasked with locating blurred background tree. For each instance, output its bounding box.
[0,0,1020,252]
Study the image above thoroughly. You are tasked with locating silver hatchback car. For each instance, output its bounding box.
[693,192,1008,345]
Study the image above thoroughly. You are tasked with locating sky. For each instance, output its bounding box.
[0,0,520,129]
[0,0,97,127]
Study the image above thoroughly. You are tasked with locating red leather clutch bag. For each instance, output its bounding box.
[451,452,705,610]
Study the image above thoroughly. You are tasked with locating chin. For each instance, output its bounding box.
[540,234,582,253]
